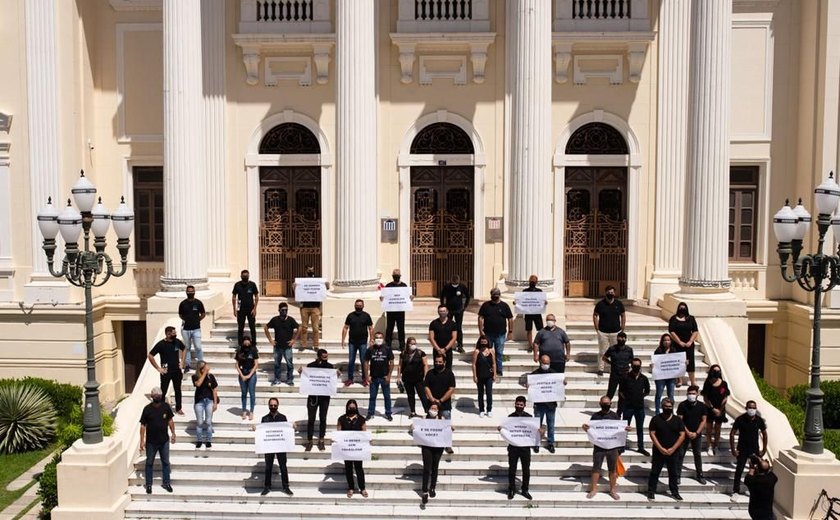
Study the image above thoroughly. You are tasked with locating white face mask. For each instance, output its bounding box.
[409,343,417,351]
[452,283,459,287]
[687,394,697,402]
[428,409,438,418]
[546,320,555,328]
[374,338,384,346]
[540,363,550,371]
[747,408,757,417]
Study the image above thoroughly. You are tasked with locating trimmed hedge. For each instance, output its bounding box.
[787,380,840,429]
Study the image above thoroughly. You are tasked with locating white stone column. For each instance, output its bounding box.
[202,0,229,282]
[334,0,379,291]
[648,0,691,304]
[161,0,208,290]
[679,0,732,292]
[506,0,553,291]
[0,113,13,301]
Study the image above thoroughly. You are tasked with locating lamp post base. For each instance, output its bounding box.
[774,447,840,519]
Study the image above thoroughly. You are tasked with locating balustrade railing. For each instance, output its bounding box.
[397,0,489,32]
[239,0,331,33]
[415,0,472,21]
[554,0,649,32]
[572,0,631,20]
[256,0,313,22]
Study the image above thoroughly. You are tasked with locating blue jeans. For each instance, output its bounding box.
[144,441,170,487]
[347,342,367,383]
[239,375,257,413]
[534,403,556,444]
[476,377,493,413]
[274,348,294,383]
[182,328,202,368]
[654,379,676,415]
[367,376,392,416]
[623,406,646,450]
[488,334,506,373]
[194,398,214,442]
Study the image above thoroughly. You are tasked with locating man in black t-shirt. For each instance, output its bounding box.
[730,400,768,495]
[264,302,299,386]
[364,332,394,421]
[139,386,176,494]
[428,306,457,371]
[744,459,778,520]
[257,397,293,496]
[440,275,470,352]
[619,357,650,454]
[381,268,411,351]
[603,332,634,412]
[499,396,540,500]
[592,286,625,376]
[519,275,544,352]
[148,326,186,414]
[231,269,259,347]
[676,385,707,484]
[178,285,205,373]
[424,353,456,453]
[342,299,374,386]
[646,398,685,500]
[478,288,514,376]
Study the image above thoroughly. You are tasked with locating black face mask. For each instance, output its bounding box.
[241,276,249,282]
[631,365,641,373]
[347,406,357,415]
[307,271,315,277]
[617,340,626,347]
[186,293,195,300]
[606,293,615,300]
[710,370,721,379]
[491,295,500,302]
[435,364,445,372]
[528,282,536,288]
[600,403,610,412]
[152,396,163,403]
[677,307,687,317]
[479,344,488,351]
[392,275,401,282]
[662,408,674,418]
[269,406,278,413]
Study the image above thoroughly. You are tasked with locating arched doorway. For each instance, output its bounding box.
[409,122,475,297]
[258,123,322,296]
[563,122,629,298]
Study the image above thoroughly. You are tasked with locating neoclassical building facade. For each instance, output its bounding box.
[0,0,839,400]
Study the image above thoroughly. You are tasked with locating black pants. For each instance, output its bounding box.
[449,309,464,348]
[648,450,680,494]
[160,371,182,411]
[421,446,444,493]
[404,379,426,414]
[264,453,289,488]
[444,348,454,371]
[385,312,406,351]
[733,449,757,492]
[237,308,256,345]
[344,460,365,490]
[306,396,330,440]
[508,446,531,492]
[606,371,628,413]
[677,434,704,478]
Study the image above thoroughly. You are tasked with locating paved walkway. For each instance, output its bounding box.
[0,451,56,520]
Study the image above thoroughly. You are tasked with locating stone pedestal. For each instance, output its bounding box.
[775,448,840,520]
[52,438,130,520]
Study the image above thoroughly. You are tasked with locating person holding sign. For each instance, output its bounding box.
[342,299,374,387]
[498,396,540,500]
[520,275,544,353]
[582,396,631,500]
[409,402,453,504]
[701,364,730,456]
[364,332,395,421]
[424,353,456,454]
[255,398,293,496]
[397,336,428,418]
[646,398,686,501]
[529,355,560,453]
[478,288,514,376]
[668,301,699,387]
[336,399,368,498]
[295,266,329,350]
[619,358,650,456]
[264,302,299,386]
[650,334,678,415]
[300,349,336,452]
[381,268,410,351]
[533,314,571,374]
[471,336,497,417]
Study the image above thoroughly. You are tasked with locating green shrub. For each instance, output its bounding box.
[37,452,61,519]
[0,378,81,421]
[55,404,114,446]
[0,384,57,454]
[787,380,840,429]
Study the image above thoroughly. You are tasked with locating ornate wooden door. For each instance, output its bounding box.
[410,166,474,297]
[564,167,628,298]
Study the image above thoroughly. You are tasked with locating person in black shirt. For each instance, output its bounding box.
[593,285,625,376]
[231,269,259,347]
[139,386,175,494]
[472,336,497,417]
[619,357,650,455]
[478,288,514,376]
[337,399,368,498]
[381,268,411,351]
[424,353,456,454]
[440,275,470,352]
[178,285,205,373]
[410,401,452,504]
[668,301,699,386]
[646,398,685,501]
[397,337,428,417]
[744,458,777,520]
[148,326,186,415]
[191,361,218,448]
[364,332,394,421]
[603,332,634,413]
[235,336,259,421]
[702,363,730,456]
[730,400,768,495]
[257,397,293,496]
[676,385,707,485]
[264,302,299,386]
[582,396,631,500]
[342,299,374,386]
[428,306,457,371]
[520,275,544,353]
[299,349,337,452]
[499,396,540,500]
[295,266,330,349]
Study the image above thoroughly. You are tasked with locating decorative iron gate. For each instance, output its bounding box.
[410,166,474,297]
[564,167,628,298]
[259,167,321,296]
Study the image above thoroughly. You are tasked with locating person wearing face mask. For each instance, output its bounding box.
[478,288,514,377]
[439,275,470,353]
[533,314,571,374]
[294,266,330,350]
[231,269,259,347]
[498,396,540,500]
[148,326,186,416]
[582,396,630,500]
[191,361,218,449]
[264,302,299,386]
[409,402,452,504]
[139,386,176,494]
[299,349,337,451]
[364,331,395,421]
[337,399,368,498]
[646,398,685,501]
[593,285,625,376]
[668,301,699,387]
[529,354,561,453]
[178,284,205,373]
[381,268,411,351]
[520,275,544,353]
[428,305,457,371]
[471,336,497,418]
[619,357,650,455]
[603,331,635,414]
[676,385,707,485]
[730,400,767,496]
[341,299,374,386]
[257,398,293,496]
[651,333,679,415]
[701,363,730,456]
[424,353,457,454]
[398,336,428,417]
[235,336,259,421]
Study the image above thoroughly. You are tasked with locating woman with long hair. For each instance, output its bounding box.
[471,335,497,417]
[650,333,677,415]
[668,301,699,387]
[337,399,368,498]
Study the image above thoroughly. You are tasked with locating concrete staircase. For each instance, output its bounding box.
[124,300,750,519]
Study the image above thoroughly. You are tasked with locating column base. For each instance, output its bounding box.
[647,271,681,306]
[23,275,71,305]
[52,437,130,520]
[662,291,748,354]
[774,447,840,520]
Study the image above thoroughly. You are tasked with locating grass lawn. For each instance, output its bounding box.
[0,443,57,513]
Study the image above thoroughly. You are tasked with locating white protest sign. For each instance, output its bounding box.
[294,277,327,302]
[299,367,338,396]
[651,351,687,381]
[514,291,547,315]
[331,430,372,461]
[527,372,565,403]
[585,419,628,450]
[411,419,452,448]
[499,417,541,447]
[254,422,296,454]
[381,287,414,312]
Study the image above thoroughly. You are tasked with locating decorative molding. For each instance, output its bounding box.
[626,42,647,83]
[552,34,654,85]
[390,33,496,84]
[238,0,331,35]
[265,57,312,86]
[332,278,381,288]
[116,23,164,143]
[573,55,623,85]
[232,34,334,86]
[0,112,10,156]
[553,0,650,32]
[109,0,161,11]
[730,17,774,142]
[552,42,572,83]
[419,55,467,85]
[396,0,490,33]
[678,278,733,289]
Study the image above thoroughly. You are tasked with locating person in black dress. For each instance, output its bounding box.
[701,363,730,456]
[668,301,699,387]
[471,336,497,417]
[337,399,368,498]
[397,336,428,417]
